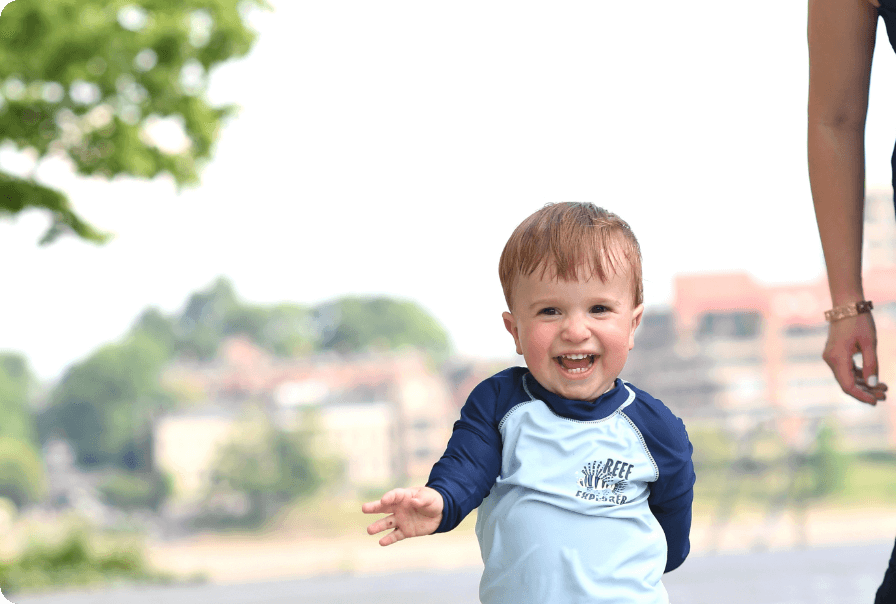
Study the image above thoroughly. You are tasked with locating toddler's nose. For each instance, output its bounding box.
[561,314,590,342]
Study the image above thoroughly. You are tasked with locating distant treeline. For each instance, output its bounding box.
[1,277,451,513]
[135,277,451,362]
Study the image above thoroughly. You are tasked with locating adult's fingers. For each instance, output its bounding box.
[853,366,888,401]
[858,335,880,386]
[842,365,878,404]
[826,349,876,405]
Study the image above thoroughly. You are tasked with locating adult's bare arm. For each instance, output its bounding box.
[807,0,887,404]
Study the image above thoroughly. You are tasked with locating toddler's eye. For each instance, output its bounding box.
[590,305,608,314]
[538,307,560,316]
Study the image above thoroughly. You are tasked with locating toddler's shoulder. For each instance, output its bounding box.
[620,381,691,450]
[462,366,533,422]
[469,366,529,396]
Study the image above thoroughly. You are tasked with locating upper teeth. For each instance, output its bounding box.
[561,354,591,360]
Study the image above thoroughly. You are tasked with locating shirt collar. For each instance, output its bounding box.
[523,372,631,422]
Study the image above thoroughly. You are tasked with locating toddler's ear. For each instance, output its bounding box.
[629,304,645,350]
[503,312,523,355]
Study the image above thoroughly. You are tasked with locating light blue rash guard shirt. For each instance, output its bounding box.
[427,367,695,604]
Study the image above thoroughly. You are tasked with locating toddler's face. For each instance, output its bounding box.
[502,262,643,402]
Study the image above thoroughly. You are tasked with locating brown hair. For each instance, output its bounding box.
[498,202,643,310]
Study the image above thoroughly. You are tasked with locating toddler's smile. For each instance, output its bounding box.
[555,354,595,374]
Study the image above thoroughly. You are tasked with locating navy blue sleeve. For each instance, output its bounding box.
[624,387,696,573]
[426,371,509,533]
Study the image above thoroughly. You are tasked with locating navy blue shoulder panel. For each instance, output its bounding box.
[426,367,531,532]
[620,382,696,572]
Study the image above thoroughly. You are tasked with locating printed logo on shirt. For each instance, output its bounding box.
[574,458,632,505]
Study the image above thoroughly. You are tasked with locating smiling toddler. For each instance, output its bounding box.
[363,202,695,604]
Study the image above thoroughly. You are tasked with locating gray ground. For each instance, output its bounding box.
[9,540,894,604]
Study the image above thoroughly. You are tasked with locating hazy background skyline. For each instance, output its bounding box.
[3,0,896,381]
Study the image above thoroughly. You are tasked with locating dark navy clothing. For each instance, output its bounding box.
[880,0,896,205]
[877,536,896,604]
[880,1,896,56]
[875,6,896,599]
[426,368,695,603]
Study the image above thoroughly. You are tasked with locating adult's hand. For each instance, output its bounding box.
[822,312,888,404]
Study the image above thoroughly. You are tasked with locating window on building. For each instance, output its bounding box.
[636,310,676,350]
[784,323,828,337]
[786,353,824,363]
[878,302,896,323]
[726,376,766,399]
[717,354,764,366]
[696,311,763,340]
[786,377,833,389]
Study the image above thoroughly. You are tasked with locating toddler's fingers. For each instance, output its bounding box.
[366,514,396,536]
[379,527,406,547]
[361,500,383,514]
[379,487,411,506]
[362,488,410,514]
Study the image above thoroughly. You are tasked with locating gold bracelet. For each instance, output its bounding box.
[824,300,873,322]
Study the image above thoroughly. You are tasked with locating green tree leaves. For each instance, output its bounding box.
[206,412,333,525]
[40,276,449,514]
[0,354,45,507]
[132,277,451,363]
[45,332,170,468]
[0,352,38,444]
[316,296,451,362]
[803,423,849,499]
[0,437,45,508]
[0,0,268,243]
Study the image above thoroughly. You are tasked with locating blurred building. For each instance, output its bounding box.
[155,339,456,499]
[672,268,896,443]
[622,308,721,419]
[628,191,896,449]
[864,189,896,269]
[154,407,239,500]
[624,193,896,447]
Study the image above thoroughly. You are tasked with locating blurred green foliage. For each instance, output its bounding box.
[690,421,859,516]
[0,522,173,595]
[0,0,268,244]
[316,296,452,363]
[802,423,850,499]
[133,276,452,362]
[166,277,316,360]
[0,352,38,444]
[687,425,735,471]
[0,436,46,508]
[98,469,172,511]
[42,332,171,468]
[204,411,337,526]
[0,354,46,508]
[37,276,448,512]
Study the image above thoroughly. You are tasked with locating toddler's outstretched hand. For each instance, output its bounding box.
[362,486,443,546]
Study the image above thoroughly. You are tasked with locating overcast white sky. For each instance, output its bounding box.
[2,1,896,382]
